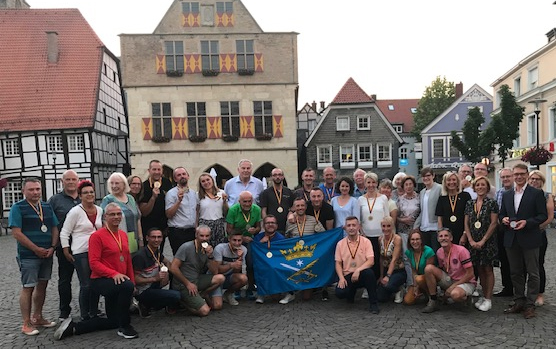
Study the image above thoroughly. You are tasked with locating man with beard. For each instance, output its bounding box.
[140,160,173,251]
[211,231,248,307]
[260,168,294,232]
[165,167,198,254]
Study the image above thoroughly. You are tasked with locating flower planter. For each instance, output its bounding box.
[238,68,255,76]
[152,136,171,143]
[222,135,239,142]
[202,69,220,77]
[166,70,183,77]
[255,133,273,141]
[521,146,553,166]
[189,135,207,143]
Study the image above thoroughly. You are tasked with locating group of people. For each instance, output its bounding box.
[10,158,551,340]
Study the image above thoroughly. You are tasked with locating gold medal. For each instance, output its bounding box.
[201,242,209,249]
[510,221,517,229]
[40,224,48,233]
[299,239,305,246]
[368,216,373,221]
[154,181,161,189]
[245,224,251,229]
[474,221,482,229]
[351,262,356,268]
[277,207,284,213]
[266,252,273,258]
[450,215,457,223]
[120,255,124,262]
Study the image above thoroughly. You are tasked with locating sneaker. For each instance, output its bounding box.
[137,302,151,318]
[422,299,439,313]
[234,291,242,300]
[279,293,295,304]
[117,325,138,339]
[322,288,329,301]
[224,292,239,306]
[31,317,57,328]
[369,303,380,314]
[361,289,369,299]
[472,290,480,297]
[54,318,74,340]
[246,290,257,301]
[129,298,139,313]
[255,295,265,304]
[394,290,403,304]
[475,297,485,309]
[478,298,492,312]
[21,323,39,336]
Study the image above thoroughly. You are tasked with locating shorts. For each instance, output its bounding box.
[175,274,214,310]
[17,257,53,287]
[211,273,235,297]
[438,271,475,296]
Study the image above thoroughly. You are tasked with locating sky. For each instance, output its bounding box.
[31,0,556,105]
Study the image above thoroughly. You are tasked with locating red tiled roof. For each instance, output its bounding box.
[0,9,104,132]
[331,78,374,104]
[375,99,419,132]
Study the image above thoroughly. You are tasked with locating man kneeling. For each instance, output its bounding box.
[334,216,379,314]
[210,231,248,307]
[422,228,476,313]
[170,225,225,316]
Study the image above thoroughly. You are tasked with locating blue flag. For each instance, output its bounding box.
[252,228,344,295]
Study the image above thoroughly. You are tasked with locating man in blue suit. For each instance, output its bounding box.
[499,163,547,319]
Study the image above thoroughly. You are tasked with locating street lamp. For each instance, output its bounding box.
[528,98,547,169]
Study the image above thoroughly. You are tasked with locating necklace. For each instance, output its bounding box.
[106,226,124,262]
[296,215,306,237]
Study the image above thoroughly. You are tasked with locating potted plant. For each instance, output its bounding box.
[521,145,553,166]
[238,68,255,76]
[151,136,171,143]
[202,69,220,77]
[166,70,183,77]
[189,134,207,143]
[255,133,273,141]
[222,134,239,142]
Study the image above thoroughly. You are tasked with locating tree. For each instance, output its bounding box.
[485,84,524,166]
[412,76,456,141]
[451,107,493,163]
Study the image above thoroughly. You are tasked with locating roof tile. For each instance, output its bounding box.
[375,99,419,132]
[331,78,374,104]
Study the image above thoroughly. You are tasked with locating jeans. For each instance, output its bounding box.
[73,252,100,319]
[377,269,407,302]
[75,278,134,333]
[335,268,378,307]
[56,245,75,317]
[135,286,181,310]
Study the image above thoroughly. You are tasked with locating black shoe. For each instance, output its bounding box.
[117,325,138,339]
[494,289,514,297]
[369,304,380,314]
[138,302,151,319]
[321,289,329,301]
[54,318,74,340]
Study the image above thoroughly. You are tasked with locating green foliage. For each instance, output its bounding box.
[485,84,524,165]
[412,76,456,141]
[451,107,492,163]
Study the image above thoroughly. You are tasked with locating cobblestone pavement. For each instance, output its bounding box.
[1,231,556,348]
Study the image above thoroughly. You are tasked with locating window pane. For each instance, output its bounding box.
[165,41,174,54]
[175,41,184,54]
[201,41,209,53]
[162,103,172,116]
[152,103,161,117]
[231,101,239,115]
[236,40,244,53]
[246,40,254,52]
[254,101,262,115]
[187,102,196,116]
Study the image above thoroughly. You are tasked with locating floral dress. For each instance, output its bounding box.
[464,197,499,266]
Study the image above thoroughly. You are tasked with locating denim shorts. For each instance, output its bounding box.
[17,257,53,287]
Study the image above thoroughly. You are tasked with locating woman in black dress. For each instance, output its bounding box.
[435,171,471,245]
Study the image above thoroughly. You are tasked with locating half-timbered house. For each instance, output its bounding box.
[0,8,130,216]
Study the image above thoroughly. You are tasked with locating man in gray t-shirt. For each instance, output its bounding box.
[169,225,224,316]
[211,231,248,307]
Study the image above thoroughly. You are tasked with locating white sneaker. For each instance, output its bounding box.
[478,298,492,312]
[474,297,485,309]
[472,290,480,297]
[255,295,265,304]
[224,292,239,306]
[279,293,295,304]
[394,290,403,304]
[361,289,369,299]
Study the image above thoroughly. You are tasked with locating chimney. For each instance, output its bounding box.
[455,82,463,99]
[46,31,59,63]
[311,101,317,112]
[320,101,325,111]
[370,94,377,101]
